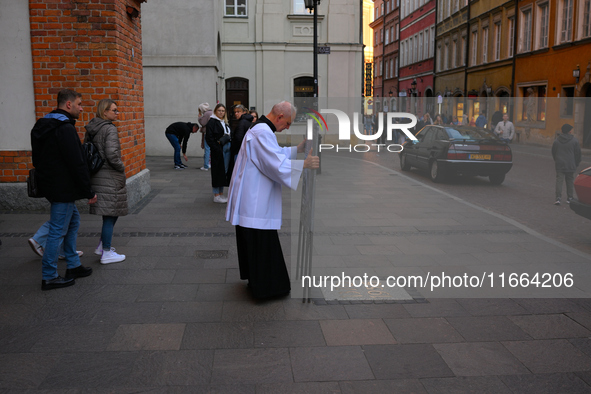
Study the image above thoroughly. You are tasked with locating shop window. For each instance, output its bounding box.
[520,85,547,122]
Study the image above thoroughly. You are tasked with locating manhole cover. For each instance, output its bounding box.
[194,250,228,259]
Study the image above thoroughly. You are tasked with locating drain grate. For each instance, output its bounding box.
[194,250,228,259]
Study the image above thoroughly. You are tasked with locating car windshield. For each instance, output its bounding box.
[445,127,496,141]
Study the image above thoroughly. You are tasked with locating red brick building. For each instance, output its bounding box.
[399,0,436,115]
[0,0,148,209]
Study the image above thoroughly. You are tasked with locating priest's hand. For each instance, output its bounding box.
[303,148,319,169]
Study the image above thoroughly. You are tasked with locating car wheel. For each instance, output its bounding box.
[429,160,445,183]
[489,173,505,185]
[400,153,411,171]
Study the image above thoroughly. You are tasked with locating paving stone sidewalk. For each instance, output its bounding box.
[1,154,591,393]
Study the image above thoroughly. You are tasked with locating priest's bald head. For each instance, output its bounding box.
[267,101,297,132]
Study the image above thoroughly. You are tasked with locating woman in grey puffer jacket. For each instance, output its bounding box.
[84,99,128,264]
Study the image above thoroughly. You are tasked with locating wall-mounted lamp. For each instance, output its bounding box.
[388,90,393,97]
[126,6,140,19]
[573,64,580,83]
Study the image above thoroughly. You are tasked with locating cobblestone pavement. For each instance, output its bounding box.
[2,154,591,393]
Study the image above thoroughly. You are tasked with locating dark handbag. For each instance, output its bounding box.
[218,134,231,146]
[82,133,105,175]
[27,168,43,198]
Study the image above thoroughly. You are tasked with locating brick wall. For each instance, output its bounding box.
[0,0,146,183]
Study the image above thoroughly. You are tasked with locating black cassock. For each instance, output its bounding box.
[235,225,291,299]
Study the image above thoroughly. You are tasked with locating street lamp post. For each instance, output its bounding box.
[410,79,417,114]
[304,0,321,99]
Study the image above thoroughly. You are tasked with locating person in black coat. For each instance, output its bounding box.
[165,121,199,169]
[205,104,231,203]
[227,105,254,181]
[31,89,96,290]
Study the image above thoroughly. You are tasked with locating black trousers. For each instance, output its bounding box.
[235,225,291,299]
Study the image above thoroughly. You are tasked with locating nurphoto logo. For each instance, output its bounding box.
[305,108,418,153]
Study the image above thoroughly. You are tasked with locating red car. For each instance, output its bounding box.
[570,166,591,220]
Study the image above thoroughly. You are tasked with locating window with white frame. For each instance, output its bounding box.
[471,31,478,65]
[578,0,591,39]
[536,2,549,49]
[424,29,429,59]
[557,0,573,43]
[374,31,378,46]
[452,39,457,68]
[385,58,389,79]
[508,17,515,56]
[519,7,532,52]
[390,27,394,43]
[402,0,406,18]
[386,29,390,44]
[380,28,383,43]
[438,0,443,22]
[410,37,414,64]
[390,59,394,78]
[414,34,419,62]
[396,24,399,40]
[482,26,488,63]
[454,0,459,13]
[444,41,449,70]
[225,0,247,16]
[494,22,501,60]
[375,6,378,20]
[419,32,423,61]
[380,60,383,76]
[437,44,442,71]
[395,57,399,76]
[446,0,451,18]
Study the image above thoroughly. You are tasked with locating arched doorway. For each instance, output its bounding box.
[293,76,314,122]
[226,77,249,128]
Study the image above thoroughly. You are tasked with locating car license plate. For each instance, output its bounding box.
[470,154,491,160]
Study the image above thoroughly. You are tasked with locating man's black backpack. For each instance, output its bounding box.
[82,133,105,175]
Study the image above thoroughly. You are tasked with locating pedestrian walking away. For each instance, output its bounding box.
[205,104,232,203]
[84,99,129,264]
[30,89,96,291]
[225,101,320,299]
[475,111,487,128]
[552,123,582,205]
[165,121,199,169]
[198,103,213,171]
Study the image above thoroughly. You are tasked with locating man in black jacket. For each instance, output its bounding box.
[31,89,97,290]
[165,122,199,169]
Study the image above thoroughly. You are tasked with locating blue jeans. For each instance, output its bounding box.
[213,187,224,194]
[166,133,182,166]
[41,202,81,280]
[203,139,211,169]
[33,221,65,256]
[101,215,119,249]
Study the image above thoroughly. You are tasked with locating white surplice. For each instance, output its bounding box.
[225,120,304,230]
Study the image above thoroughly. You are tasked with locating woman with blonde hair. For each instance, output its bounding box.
[84,98,128,264]
[205,103,231,203]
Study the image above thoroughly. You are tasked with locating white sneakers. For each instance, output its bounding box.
[213,195,228,203]
[200,166,209,171]
[95,241,125,264]
[100,247,126,265]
